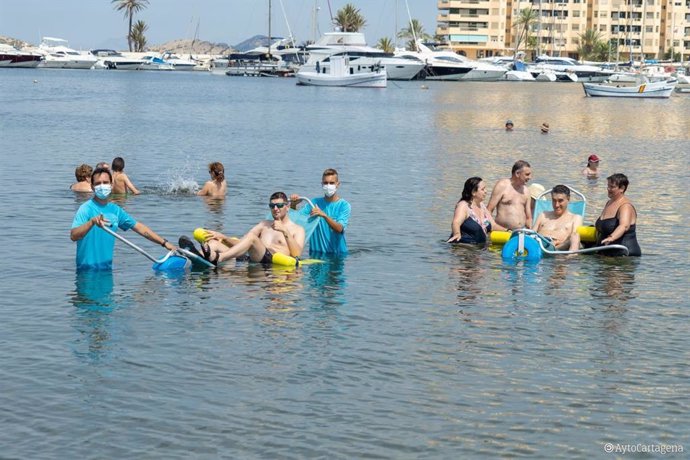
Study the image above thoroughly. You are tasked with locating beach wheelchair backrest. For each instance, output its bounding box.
[532,185,587,226]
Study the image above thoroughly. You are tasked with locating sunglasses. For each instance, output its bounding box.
[268,202,288,209]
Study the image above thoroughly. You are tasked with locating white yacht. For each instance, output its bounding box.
[160,52,197,71]
[532,55,613,82]
[0,44,43,68]
[305,32,424,81]
[395,42,506,81]
[90,49,145,70]
[39,37,98,69]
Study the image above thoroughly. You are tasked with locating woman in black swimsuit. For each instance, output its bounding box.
[448,177,506,245]
[595,173,641,256]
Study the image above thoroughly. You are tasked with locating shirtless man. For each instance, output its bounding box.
[199,192,305,265]
[487,160,533,230]
[534,185,582,251]
[111,157,140,195]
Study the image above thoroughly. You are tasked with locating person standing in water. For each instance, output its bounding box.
[487,160,533,230]
[197,162,227,198]
[111,156,140,195]
[290,168,351,256]
[582,154,601,178]
[595,173,641,256]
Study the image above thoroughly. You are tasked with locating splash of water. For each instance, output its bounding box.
[158,157,201,195]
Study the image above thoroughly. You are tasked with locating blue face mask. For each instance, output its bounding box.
[94,184,112,199]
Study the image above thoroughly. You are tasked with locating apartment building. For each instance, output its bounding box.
[437,0,689,61]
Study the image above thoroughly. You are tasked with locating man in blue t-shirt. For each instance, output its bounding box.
[290,168,351,256]
[70,167,177,270]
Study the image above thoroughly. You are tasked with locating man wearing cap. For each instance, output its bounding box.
[582,154,600,178]
[534,184,582,251]
[505,120,514,131]
[487,160,533,230]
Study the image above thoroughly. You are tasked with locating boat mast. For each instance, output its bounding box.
[268,0,272,60]
[537,0,543,56]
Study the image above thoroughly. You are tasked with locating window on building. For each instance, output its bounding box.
[645,26,653,32]
[600,25,606,31]
[573,10,580,17]
[573,23,580,30]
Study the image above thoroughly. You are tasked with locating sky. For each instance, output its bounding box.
[0,0,437,50]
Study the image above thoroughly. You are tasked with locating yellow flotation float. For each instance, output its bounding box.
[490,226,597,245]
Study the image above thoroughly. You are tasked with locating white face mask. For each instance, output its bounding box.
[94,184,112,199]
[322,183,337,197]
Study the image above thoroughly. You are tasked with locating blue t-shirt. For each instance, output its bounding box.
[71,199,137,269]
[298,197,350,255]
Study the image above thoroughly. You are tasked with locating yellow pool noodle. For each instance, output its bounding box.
[490,231,511,245]
[577,226,597,243]
[272,252,299,267]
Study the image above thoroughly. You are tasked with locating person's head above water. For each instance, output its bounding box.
[208,162,225,181]
[541,122,550,133]
[75,164,93,182]
[505,120,514,131]
[111,156,125,172]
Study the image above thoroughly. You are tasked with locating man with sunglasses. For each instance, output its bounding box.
[197,192,305,266]
[290,168,351,256]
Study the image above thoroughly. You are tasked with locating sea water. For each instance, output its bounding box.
[1,68,688,458]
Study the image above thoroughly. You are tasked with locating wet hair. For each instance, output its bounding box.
[270,191,288,202]
[75,164,93,182]
[111,157,125,172]
[607,173,629,192]
[96,162,110,170]
[91,167,112,184]
[322,168,339,180]
[209,162,225,181]
[511,160,531,175]
[551,184,571,198]
[460,177,482,203]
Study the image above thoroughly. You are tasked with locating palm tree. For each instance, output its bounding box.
[130,20,148,52]
[513,8,538,56]
[397,19,431,51]
[577,29,603,60]
[333,3,367,32]
[112,0,150,52]
[376,37,395,54]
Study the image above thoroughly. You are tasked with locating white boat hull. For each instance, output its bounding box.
[461,68,507,81]
[296,70,386,88]
[40,59,96,69]
[503,70,535,81]
[582,79,677,98]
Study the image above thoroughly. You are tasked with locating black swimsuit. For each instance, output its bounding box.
[449,217,492,245]
[595,204,641,256]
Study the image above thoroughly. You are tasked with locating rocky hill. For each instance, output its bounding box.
[0,35,33,48]
[149,39,235,56]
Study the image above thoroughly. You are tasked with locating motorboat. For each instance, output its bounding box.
[0,43,43,68]
[39,37,98,69]
[502,60,536,81]
[296,55,386,88]
[225,49,295,77]
[582,76,677,98]
[139,55,175,71]
[307,32,424,81]
[90,49,145,70]
[160,52,197,71]
[395,42,474,81]
[532,55,614,82]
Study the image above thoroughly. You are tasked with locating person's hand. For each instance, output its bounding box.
[289,194,301,204]
[164,241,178,251]
[447,234,461,243]
[272,220,288,237]
[91,214,110,228]
[310,205,326,218]
[203,230,224,242]
[601,237,612,245]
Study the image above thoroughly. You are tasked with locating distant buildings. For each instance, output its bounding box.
[436,0,689,61]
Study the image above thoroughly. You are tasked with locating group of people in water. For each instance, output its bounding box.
[447,159,641,256]
[70,160,351,270]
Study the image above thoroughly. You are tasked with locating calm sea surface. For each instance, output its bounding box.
[1,68,689,458]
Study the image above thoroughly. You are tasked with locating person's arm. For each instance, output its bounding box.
[70,214,110,241]
[533,213,544,235]
[285,225,305,257]
[569,215,583,251]
[601,203,634,245]
[524,191,533,229]
[123,174,140,195]
[310,205,345,233]
[132,222,176,251]
[447,202,469,242]
[197,181,211,196]
[486,181,504,214]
